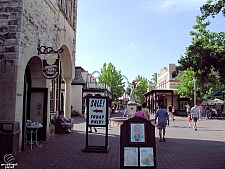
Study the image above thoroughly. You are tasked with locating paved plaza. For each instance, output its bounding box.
[14,112,225,169]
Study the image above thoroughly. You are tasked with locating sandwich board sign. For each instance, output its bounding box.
[88,97,107,126]
[82,96,109,153]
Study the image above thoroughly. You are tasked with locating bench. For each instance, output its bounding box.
[50,113,74,134]
[51,118,66,134]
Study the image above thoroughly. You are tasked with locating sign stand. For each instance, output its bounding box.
[82,96,109,153]
[120,117,156,168]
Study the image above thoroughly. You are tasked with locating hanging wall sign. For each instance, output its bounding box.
[88,97,108,126]
[42,56,60,79]
[37,45,63,79]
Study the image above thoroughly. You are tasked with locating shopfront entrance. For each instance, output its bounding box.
[22,57,48,150]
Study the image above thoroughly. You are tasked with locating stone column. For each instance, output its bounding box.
[64,77,72,119]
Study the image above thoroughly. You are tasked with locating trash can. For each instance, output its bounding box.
[0,121,20,164]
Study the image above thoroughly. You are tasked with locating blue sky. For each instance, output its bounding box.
[76,0,224,83]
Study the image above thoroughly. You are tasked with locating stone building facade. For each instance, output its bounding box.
[0,0,77,153]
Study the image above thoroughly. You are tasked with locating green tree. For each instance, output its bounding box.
[175,68,223,101]
[173,0,225,99]
[148,73,157,90]
[125,86,131,96]
[175,68,200,100]
[174,16,225,84]
[200,0,225,19]
[98,63,125,101]
[133,75,148,104]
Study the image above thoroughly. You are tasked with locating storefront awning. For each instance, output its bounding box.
[207,88,225,98]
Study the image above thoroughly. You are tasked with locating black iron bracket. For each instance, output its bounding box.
[37,46,63,55]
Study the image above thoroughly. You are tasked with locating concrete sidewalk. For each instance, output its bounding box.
[13,113,225,169]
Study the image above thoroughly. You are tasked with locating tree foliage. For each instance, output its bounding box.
[174,16,225,84]
[125,86,131,96]
[175,68,223,101]
[148,73,157,90]
[133,75,148,104]
[200,0,225,19]
[174,68,196,99]
[177,16,225,75]
[98,63,125,101]
[173,0,225,99]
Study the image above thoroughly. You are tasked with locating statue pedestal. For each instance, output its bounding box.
[127,102,137,118]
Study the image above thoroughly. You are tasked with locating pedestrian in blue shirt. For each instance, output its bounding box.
[155,104,169,142]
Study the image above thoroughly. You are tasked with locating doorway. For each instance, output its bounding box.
[29,88,48,141]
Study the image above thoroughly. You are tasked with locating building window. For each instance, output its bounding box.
[179,101,188,110]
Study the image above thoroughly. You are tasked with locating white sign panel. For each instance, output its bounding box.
[88,98,107,126]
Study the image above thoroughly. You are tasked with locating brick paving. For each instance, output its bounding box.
[12,112,225,169]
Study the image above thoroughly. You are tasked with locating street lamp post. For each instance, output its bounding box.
[222,90,225,101]
[193,77,197,105]
[222,90,225,117]
[193,76,201,119]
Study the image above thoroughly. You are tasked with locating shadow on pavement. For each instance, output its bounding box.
[16,116,225,169]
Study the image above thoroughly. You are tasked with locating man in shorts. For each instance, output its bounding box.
[191,104,199,131]
[155,104,169,142]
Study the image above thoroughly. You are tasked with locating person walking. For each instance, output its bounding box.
[108,104,112,124]
[134,104,148,119]
[84,107,97,133]
[168,104,175,121]
[188,113,192,128]
[172,106,176,120]
[191,104,199,131]
[205,106,211,119]
[142,102,150,119]
[108,104,112,119]
[198,104,203,119]
[185,103,191,117]
[123,106,127,117]
[155,104,169,142]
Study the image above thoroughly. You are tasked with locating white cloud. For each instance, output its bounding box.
[141,0,207,13]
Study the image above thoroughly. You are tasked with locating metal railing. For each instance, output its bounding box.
[85,82,111,92]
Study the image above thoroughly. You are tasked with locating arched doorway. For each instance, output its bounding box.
[20,43,74,150]
[22,56,48,150]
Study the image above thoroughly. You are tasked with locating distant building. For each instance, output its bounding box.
[144,64,189,115]
[62,66,112,116]
[157,64,180,89]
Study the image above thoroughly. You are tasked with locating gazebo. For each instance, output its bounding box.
[201,99,224,106]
